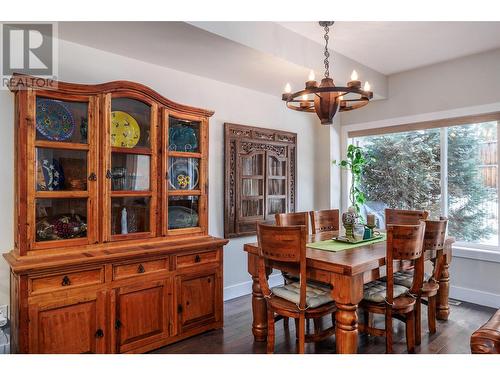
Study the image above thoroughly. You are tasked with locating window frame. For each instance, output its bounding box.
[342,111,500,254]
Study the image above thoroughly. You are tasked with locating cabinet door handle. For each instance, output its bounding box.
[137,264,145,273]
[106,170,113,179]
[95,328,104,338]
[88,172,97,181]
[194,255,201,263]
[61,275,71,286]
[177,304,183,314]
[115,319,122,330]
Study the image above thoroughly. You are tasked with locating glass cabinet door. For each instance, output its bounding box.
[32,95,97,249]
[106,95,157,241]
[164,113,206,234]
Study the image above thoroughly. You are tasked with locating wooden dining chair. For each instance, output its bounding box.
[257,223,337,354]
[275,212,309,229]
[275,212,309,286]
[309,209,340,234]
[275,211,334,335]
[385,208,429,227]
[393,218,448,345]
[359,222,426,353]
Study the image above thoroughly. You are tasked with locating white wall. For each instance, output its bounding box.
[0,39,330,306]
[341,48,500,126]
[340,48,500,308]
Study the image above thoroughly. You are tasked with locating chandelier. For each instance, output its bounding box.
[281,21,373,125]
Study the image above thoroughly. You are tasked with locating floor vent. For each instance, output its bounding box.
[448,299,462,306]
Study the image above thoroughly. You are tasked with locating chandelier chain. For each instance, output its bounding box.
[323,24,330,78]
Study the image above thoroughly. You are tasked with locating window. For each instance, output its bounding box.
[349,117,499,249]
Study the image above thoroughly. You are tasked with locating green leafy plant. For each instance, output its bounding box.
[333,144,370,214]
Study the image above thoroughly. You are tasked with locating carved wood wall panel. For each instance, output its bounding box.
[224,123,297,238]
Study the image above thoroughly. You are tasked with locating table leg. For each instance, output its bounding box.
[437,246,452,321]
[251,274,268,341]
[332,273,363,354]
[248,253,270,342]
[335,303,359,354]
[437,261,450,321]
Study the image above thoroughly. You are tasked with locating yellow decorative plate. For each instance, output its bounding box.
[111,111,141,148]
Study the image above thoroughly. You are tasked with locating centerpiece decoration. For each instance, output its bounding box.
[334,144,371,241]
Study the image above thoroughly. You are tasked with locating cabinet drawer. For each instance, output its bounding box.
[176,250,219,269]
[30,268,104,295]
[113,258,168,280]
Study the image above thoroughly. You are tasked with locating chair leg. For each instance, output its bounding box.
[406,311,415,354]
[298,314,306,354]
[385,309,393,354]
[283,317,289,330]
[428,295,437,334]
[415,297,422,345]
[266,308,275,354]
[313,318,322,334]
[363,309,370,327]
[294,318,299,340]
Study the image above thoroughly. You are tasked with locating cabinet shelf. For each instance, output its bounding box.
[167,190,202,196]
[35,191,89,198]
[35,140,90,151]
[110,191,152,197]
[167,151,202,159]
[111,146,152,155]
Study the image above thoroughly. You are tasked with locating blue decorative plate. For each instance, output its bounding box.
[169,125,198,152]
[36,99,75,141]
[168,159,199,190]
[39,158,65,191]
[168,206,199,229]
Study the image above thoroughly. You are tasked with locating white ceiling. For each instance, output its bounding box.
[279,21,500,75]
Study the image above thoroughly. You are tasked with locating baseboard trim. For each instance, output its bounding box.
[224,273,284,301]
[450,285,500,309]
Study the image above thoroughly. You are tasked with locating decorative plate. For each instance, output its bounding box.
[168,159,199,190]
[36,99,75,141]
[169,125,198,152]
[36,214,87,241]
[168,206,199,229]
[111,111,141,148]
[38,158,65,191]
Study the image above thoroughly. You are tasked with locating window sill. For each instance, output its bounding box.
[452,245,500,264]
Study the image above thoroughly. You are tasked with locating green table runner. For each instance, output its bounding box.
[308,234,386,252]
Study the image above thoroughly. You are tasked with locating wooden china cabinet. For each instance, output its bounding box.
[3,74,228,354]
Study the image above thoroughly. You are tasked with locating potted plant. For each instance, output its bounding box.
[333,144,370,238]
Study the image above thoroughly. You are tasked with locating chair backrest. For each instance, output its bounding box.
[386,222,426,303]
[275,212,309,231]
[424,217,448,282]
[309,209,340,234]
[256,223,308,309]
[423,217,448,252]
[385,208,429,228]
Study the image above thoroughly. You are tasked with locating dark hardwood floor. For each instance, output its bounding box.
[152,294,496,354]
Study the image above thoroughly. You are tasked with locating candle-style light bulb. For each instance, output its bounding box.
[351,70,358,81]
[284,83,292,93]
[338,95,344,101]
[308,70,315,81]
[364,81,371,91]
[301,94,308,101]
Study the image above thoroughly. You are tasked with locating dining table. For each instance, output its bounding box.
[244,230,453,354]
